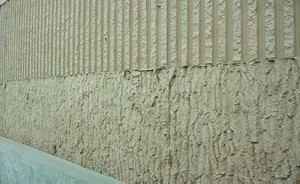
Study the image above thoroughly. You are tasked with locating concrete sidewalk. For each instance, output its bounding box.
[0,137,125,184]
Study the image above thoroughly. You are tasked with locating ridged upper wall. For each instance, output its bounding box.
[0,0,299,82]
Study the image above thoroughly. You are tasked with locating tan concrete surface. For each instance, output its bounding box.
[1,59,300,183]
[0,0,300,183]
[0,0,297,81]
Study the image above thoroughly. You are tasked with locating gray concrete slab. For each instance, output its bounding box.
[0,137,125,184]
[0,0,7,6]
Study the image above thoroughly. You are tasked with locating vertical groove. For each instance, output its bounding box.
[9,2,13,81]
[9,2,12,80]
[43,0,47,78]
[226,0,233,63]
[8,3,10,80]
[56,1,65,76]
[28,1,33,79]
[18,0,22,79]
[0,13,2,82]
[13,1,16,80]
[88,0,93,73]
[146,0,152,68]
[274,0,284,59]
[50,0,55,77]
[22,1,25,79]
[13,2,16,80]
[35,0,38,78]
[293,0,300,56]
[16,0,19,80]
[187,0,193,66]
[30,0,33,79]
[39,0,44,78]
[3,5,5,80]
[67,0,72,75]
[40,0,44,78]
[35,0,39,78]
[34,0,38,78]
[241,0,249,61]
[100,0,105,72]
[0,11,2,82]
[257,0,266,60]
[45,0,50,78]
[77,0,82,74]
[212,0,219,64]
[156,0,162,68]
[1,6,2,81]
[2,8,4,81]
[21,0,24,80]
[53,0,57,77]
[7,2,10,81]
[166,0,171,66]
[94,0,99,73]
[3,5,5,81]
[1,10,2,81]
[82,0,87,74]
[176,0,182,67]
[137,0,142,69]
[26,0,29,79]
[72,0,77,75]
[6,4,9,81]
[54,0,59,77]
[19,2,25,80]
[199,0,205,65]
[15,1,17,80]
[114,0,119,71]
[62,0,67,76]
[0,11,3,82]
[17,1,20,79]
[14,1,18,80]
[37,0,41,78]
[121,0,126,70]
[2,6,4,81]
[128,0,133,69]
[10,2,13,81]
[3,6,6,80]
[107,0,111,71]
[9,3,12,80]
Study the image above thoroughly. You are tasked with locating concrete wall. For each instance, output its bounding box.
[0,0,299,82]
[1,59,300,183]
[1,0,300,183]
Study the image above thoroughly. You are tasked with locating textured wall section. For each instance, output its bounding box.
[0,0,300,183]
[0,0,298,82]
[1,59,300,183]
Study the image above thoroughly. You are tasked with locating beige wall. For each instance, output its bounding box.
[1,59,300,183]
[0,0,299,82]
[1,0,300,183]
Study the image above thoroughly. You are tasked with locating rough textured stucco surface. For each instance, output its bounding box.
[1,59,300,183]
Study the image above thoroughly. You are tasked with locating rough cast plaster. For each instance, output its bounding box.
[1,59,300,183]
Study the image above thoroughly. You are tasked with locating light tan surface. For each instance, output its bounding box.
[1,59,300,183]
[0,0,298,81]
[1,0,300,183]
